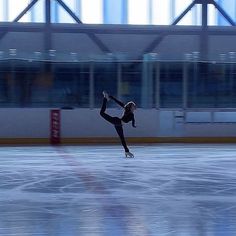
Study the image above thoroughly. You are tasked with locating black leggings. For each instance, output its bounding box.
[100,98,129,152]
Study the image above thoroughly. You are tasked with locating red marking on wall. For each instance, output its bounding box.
[50,109,61,144]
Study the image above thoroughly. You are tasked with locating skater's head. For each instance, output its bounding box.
[124,101,136,112]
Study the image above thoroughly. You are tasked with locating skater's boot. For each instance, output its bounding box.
[125,151,134,158]
[102,91,110,101]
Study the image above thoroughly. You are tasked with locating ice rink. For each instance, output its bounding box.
[0,144,236,236]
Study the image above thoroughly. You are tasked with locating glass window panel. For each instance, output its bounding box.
[75,0,81,19]
[208,4,217,26]
[121,62,142,106]
[58,0,76,23]
[217,0,236,26]
[175,0,193,25]
[31,0,44,22]
[193,4,201,26]
[8,0,31,22]
[187,62,236,108]
[51,0,58,23]
[128,0,149,25]
[160,62,183,108]
[94,62,118,107]
[0,0,3,21]
[104,0,125,24]
[152,0,171,25]
[51,63,88,107]
[81,0,103,24]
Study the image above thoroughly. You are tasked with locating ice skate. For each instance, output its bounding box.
[125,151,134,158]
[103,91,110,101]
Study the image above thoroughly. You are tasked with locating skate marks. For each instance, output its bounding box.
[0,144,236,235]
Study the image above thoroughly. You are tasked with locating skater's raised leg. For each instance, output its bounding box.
[100,93,114,124]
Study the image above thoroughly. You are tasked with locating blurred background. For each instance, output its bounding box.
[0,0,236,143]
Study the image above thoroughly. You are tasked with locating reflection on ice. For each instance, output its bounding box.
[0,144,236,235]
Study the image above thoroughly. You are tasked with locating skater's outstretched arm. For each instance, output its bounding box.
[132,115,136,128]
[109,95,125,108]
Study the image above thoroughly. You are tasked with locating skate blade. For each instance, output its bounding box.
[125,154,134,158]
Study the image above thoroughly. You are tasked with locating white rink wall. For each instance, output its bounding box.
[0,108,159,139]
[0,108,50,138]
[159,110,236,137]
[61,109,159,138]
[0,109,236,141]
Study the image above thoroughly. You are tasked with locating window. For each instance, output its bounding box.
[8,0,31,22]
[152,0,171,25]
[192,4,201,26]
[175,0,193,25]
[58,0,77,23]
[0,0,5,21]
[31,0,44,23]
[208,4,217,26]
[81,0,103,24]
[0,0,235,26]
[128,0,149,25]
[103,0,127,24]
[217,0,236,26]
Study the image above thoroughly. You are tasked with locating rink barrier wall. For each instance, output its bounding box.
[0,108,236,144]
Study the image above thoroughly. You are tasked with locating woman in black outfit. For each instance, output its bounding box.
[100,91,136,157]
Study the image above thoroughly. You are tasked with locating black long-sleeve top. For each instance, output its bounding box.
[110,96,136,127]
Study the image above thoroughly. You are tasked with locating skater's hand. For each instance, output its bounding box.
[132,124,137,128]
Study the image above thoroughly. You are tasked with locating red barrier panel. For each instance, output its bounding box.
[50,109,61,144]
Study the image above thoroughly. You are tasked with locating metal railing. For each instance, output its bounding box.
[0,51,236,109]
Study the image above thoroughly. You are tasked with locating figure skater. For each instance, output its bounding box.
[100,91,136,158]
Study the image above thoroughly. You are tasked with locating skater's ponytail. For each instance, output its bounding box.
[124,101,136,111]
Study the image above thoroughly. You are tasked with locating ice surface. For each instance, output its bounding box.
[0,144,236,235]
